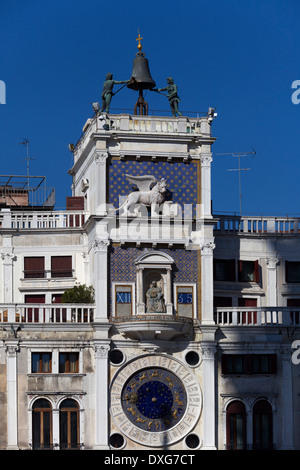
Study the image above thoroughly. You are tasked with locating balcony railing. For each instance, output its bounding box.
[0,304,95,324]
[214,215,300,234]
[0,210,88,229]
[1,304,299,327]
[214,307,300,327]
[23,269,74,279]
[74,113,213,162]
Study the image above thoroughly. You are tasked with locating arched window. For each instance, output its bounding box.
[226,400,246,450]
[253,400,273,450]
[32,399,52,450]
[59,399,80,449]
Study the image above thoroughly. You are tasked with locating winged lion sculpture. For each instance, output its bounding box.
[115,174,167,215]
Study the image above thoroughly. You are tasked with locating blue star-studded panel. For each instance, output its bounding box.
[109,245,199,315]
[108,159,199,216]
[121,367,187,432]
[110,246,198,284]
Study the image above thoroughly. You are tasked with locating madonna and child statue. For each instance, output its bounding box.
[146,281,166,313]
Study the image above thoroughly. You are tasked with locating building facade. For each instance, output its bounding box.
[0,109,299,450]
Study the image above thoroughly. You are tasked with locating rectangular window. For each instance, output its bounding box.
[214,259,235,281]
[222,355,246,374]
[51,256,72,278]
[238,260,259,283]
[114,284,133,318]
[222,354,277,375]
[214,297,233,307]
[59,352,79,373]
[176,285,195,318]
[286,261,300,283]
[24,257,45,279]
[251,354,277,374]
[32,352,52,373]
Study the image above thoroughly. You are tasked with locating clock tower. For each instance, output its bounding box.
[69,38,217,449]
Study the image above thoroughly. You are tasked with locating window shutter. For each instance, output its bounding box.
[254,260,260,283]
[270,354,277,374]
[221,354,227,374]
[51,256,72,278]
[238,260,243,281]
[229,259,236,281]
[24,257,45,278]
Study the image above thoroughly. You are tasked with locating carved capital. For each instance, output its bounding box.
[94,150,108,164]
[92,239,110,253]
[5,342,20,357]
[266,258,279,269]
[200,154,213,166]
[1,250,16,264]
[280,344,293,359]
[94,344,110,359]
[201,343,217,359]
[200,241,215,255]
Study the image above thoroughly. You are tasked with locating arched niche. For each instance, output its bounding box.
[135,251,174,315]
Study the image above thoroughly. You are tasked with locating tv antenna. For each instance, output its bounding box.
[19,138,35,189]
[214,147,256,216]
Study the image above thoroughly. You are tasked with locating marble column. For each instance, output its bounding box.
[201,241,215,325]
[92,239,110,321]
[201,342,217,450]
[200,154,213,218]
[1,249,15,303]
[266,258,279,306]
[136,267,145,314]
[94,150,108,216]
[280,345,295,449]
[94,342,110,449]
[5,341,19,450]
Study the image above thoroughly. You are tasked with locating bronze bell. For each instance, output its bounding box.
[127,51,156,91]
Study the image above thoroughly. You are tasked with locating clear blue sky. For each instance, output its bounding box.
[0,0,299,215]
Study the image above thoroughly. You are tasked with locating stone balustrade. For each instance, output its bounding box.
[214,214,300,234]
[0,209,88,229]
[0,304,95,323]
[214,306,300,326]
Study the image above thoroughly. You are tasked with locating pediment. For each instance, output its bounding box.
[135,251,174,266]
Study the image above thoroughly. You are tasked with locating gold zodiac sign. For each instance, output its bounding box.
[136,416,147,423]
[126,406,136,416]
[174,391,184,406]
[125,392,138,404]
[149,370,159,378]
[129,380,137,389]
[138,372,147,381]
[148,420,160,430]
[166,376,176,387]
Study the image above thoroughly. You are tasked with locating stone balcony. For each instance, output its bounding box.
[0,303,299,332]
[110,314,194,340]
[214,306,300,326]
[0,303,95,324]
[73,112,215,165]
[214,214,300,234]
[0,208,88,229]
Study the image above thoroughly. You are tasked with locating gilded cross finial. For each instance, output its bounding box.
[136,30,143,51]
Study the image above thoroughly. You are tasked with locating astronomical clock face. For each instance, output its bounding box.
[122,367,187,432]
[110,354,201,447]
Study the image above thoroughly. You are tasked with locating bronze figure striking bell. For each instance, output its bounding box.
[127,52,156,91]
